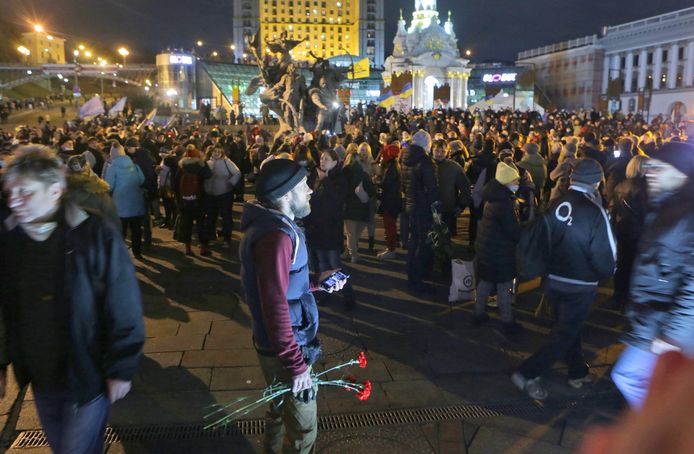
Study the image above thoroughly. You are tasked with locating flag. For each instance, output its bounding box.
[163,115,176,130]
[399,82,413,99]
[377,90,395,108]
[108,96,127,117]
[137,108,157,130]
[79,96,105,119]
[348,57,370,80]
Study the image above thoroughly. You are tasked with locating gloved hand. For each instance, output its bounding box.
[294,387,317,403]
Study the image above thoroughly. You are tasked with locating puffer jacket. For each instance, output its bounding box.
[625,183,694,355]
[475,179,521,283]
[403,145,439,217]
[66,171,120,228]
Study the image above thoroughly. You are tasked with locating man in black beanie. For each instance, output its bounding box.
[512,158,616,399]
[612,141,694,408]
[239,159,346,453]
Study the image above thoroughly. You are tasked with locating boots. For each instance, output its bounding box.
[185,243,194,256]
[368,237,375,253]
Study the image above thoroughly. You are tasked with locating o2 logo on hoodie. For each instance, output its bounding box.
[555,202,573,226]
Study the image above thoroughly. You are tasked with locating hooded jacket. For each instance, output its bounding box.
[105,155,146,218]
[625,183,694,355]
[517,153,547,193]
[475,179,521,283]
[545,185,616,286]
[66,172,120,228]
[0,203,144,405]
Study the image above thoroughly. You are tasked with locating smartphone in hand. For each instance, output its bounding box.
[320,271,350,291]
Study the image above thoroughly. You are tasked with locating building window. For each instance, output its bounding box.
[662,50,668,62]
[678,46,685,60]
[633,54,639,66]
[647,52,653,65]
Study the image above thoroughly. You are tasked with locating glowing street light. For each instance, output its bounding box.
[33,24,44,33]
[17,46,31,56]
[166,88,178,97]
[118,47,129,66]
[73,50,79,57]
[78,44,85,51]
[465,49,472,57]
[212,51,218,57]
[230,44,236,50]
[196,40,203,47]
[84,50,92,58]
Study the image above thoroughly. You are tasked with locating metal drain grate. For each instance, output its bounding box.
[9,397,594,449]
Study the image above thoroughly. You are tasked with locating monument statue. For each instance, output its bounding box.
[245,31,347,138]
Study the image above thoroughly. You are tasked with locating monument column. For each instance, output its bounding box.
[412,68,425,109]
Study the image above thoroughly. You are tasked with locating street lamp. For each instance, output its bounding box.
[78,44,85,51]
[465,49,472,57]
[33,24,44,33]
[118,47,129,66]
[84,50,92,58]
[17,46,31,62]
[196,40,203,47]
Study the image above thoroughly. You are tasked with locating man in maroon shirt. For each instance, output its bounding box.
[239,158,345,453]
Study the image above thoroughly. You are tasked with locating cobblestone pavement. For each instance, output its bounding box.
[1,202,627,453]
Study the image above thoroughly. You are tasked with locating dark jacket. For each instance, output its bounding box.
[403,145,440,217]
[306,166,349,250]
[379,159,402,216]
[475,179,521,283]
[174,156,213,203]
[435,159,471,213]
[343,160,376,222]
[579,144,607,169]
[610,176,648,245]
[128,148,157,199]
[545,185,617,286]
[0,204,144,405]
[625,184,694,355]
[604,157,630,203]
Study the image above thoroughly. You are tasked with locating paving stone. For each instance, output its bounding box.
[143,334,205,353]
[468,426,569,454]
[182,349,259,368]
[176,319,212,336]
[133,366,211,393]
[144,352,183,368]
[381,380,448,408]
[210,367,267,391]
[143,318,179,337]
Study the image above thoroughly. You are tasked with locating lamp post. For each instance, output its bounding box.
[118,47,129,66]
[72,50,81,108]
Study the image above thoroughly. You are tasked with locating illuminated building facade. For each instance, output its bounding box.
[20,31,66,64]
[232,0,384,65]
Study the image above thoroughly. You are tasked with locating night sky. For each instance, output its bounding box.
[4,0,694,63]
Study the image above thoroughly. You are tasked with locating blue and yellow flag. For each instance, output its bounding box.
[348,57,370,80]
[399,82,413,98]
[377,90,395,108]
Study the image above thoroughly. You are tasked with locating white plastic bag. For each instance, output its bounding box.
[448,259,476,302]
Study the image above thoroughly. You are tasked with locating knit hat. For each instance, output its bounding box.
[495,161,520,185]
[571,158,604,185]
[256,158,307,202]
[124,137,139,148]
[412,130,432,154]
[524,142,540,155]
[651,142,694,178]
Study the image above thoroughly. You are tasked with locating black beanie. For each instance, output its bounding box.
[571,158,604,185]
[652,142,694,178]
[256,158,307,202]
[125,137,139,148]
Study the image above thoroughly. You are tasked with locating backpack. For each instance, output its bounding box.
[517,213,552,281]
[179,170,201,201]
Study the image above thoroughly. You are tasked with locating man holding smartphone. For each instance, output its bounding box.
[239,158,346,454]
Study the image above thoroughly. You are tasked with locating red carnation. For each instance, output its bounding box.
[357,352,367,369]
[357,380,372,401]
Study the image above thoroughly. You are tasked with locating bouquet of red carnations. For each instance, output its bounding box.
[204,351,370,430]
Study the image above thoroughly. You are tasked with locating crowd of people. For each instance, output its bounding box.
[0,102,693,452]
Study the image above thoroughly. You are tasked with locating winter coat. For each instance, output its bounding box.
[306,166,349,250]
[343,160,376,222]
[610,176,648,245]
[517,153,547,194]
[204,157,241,196]
[579,144,607,169]
[66,172,120,228]
[605,157,630,203]
[379,159,402,216]
[545,185,616,286]
[105,156,146,218]
[128,149,157,200]
[403,145,440,218]
[549,157,579,201]
[0,203,144,405]
[475,179,521,283]
[625,183,694,355]
[435,159,471,213]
